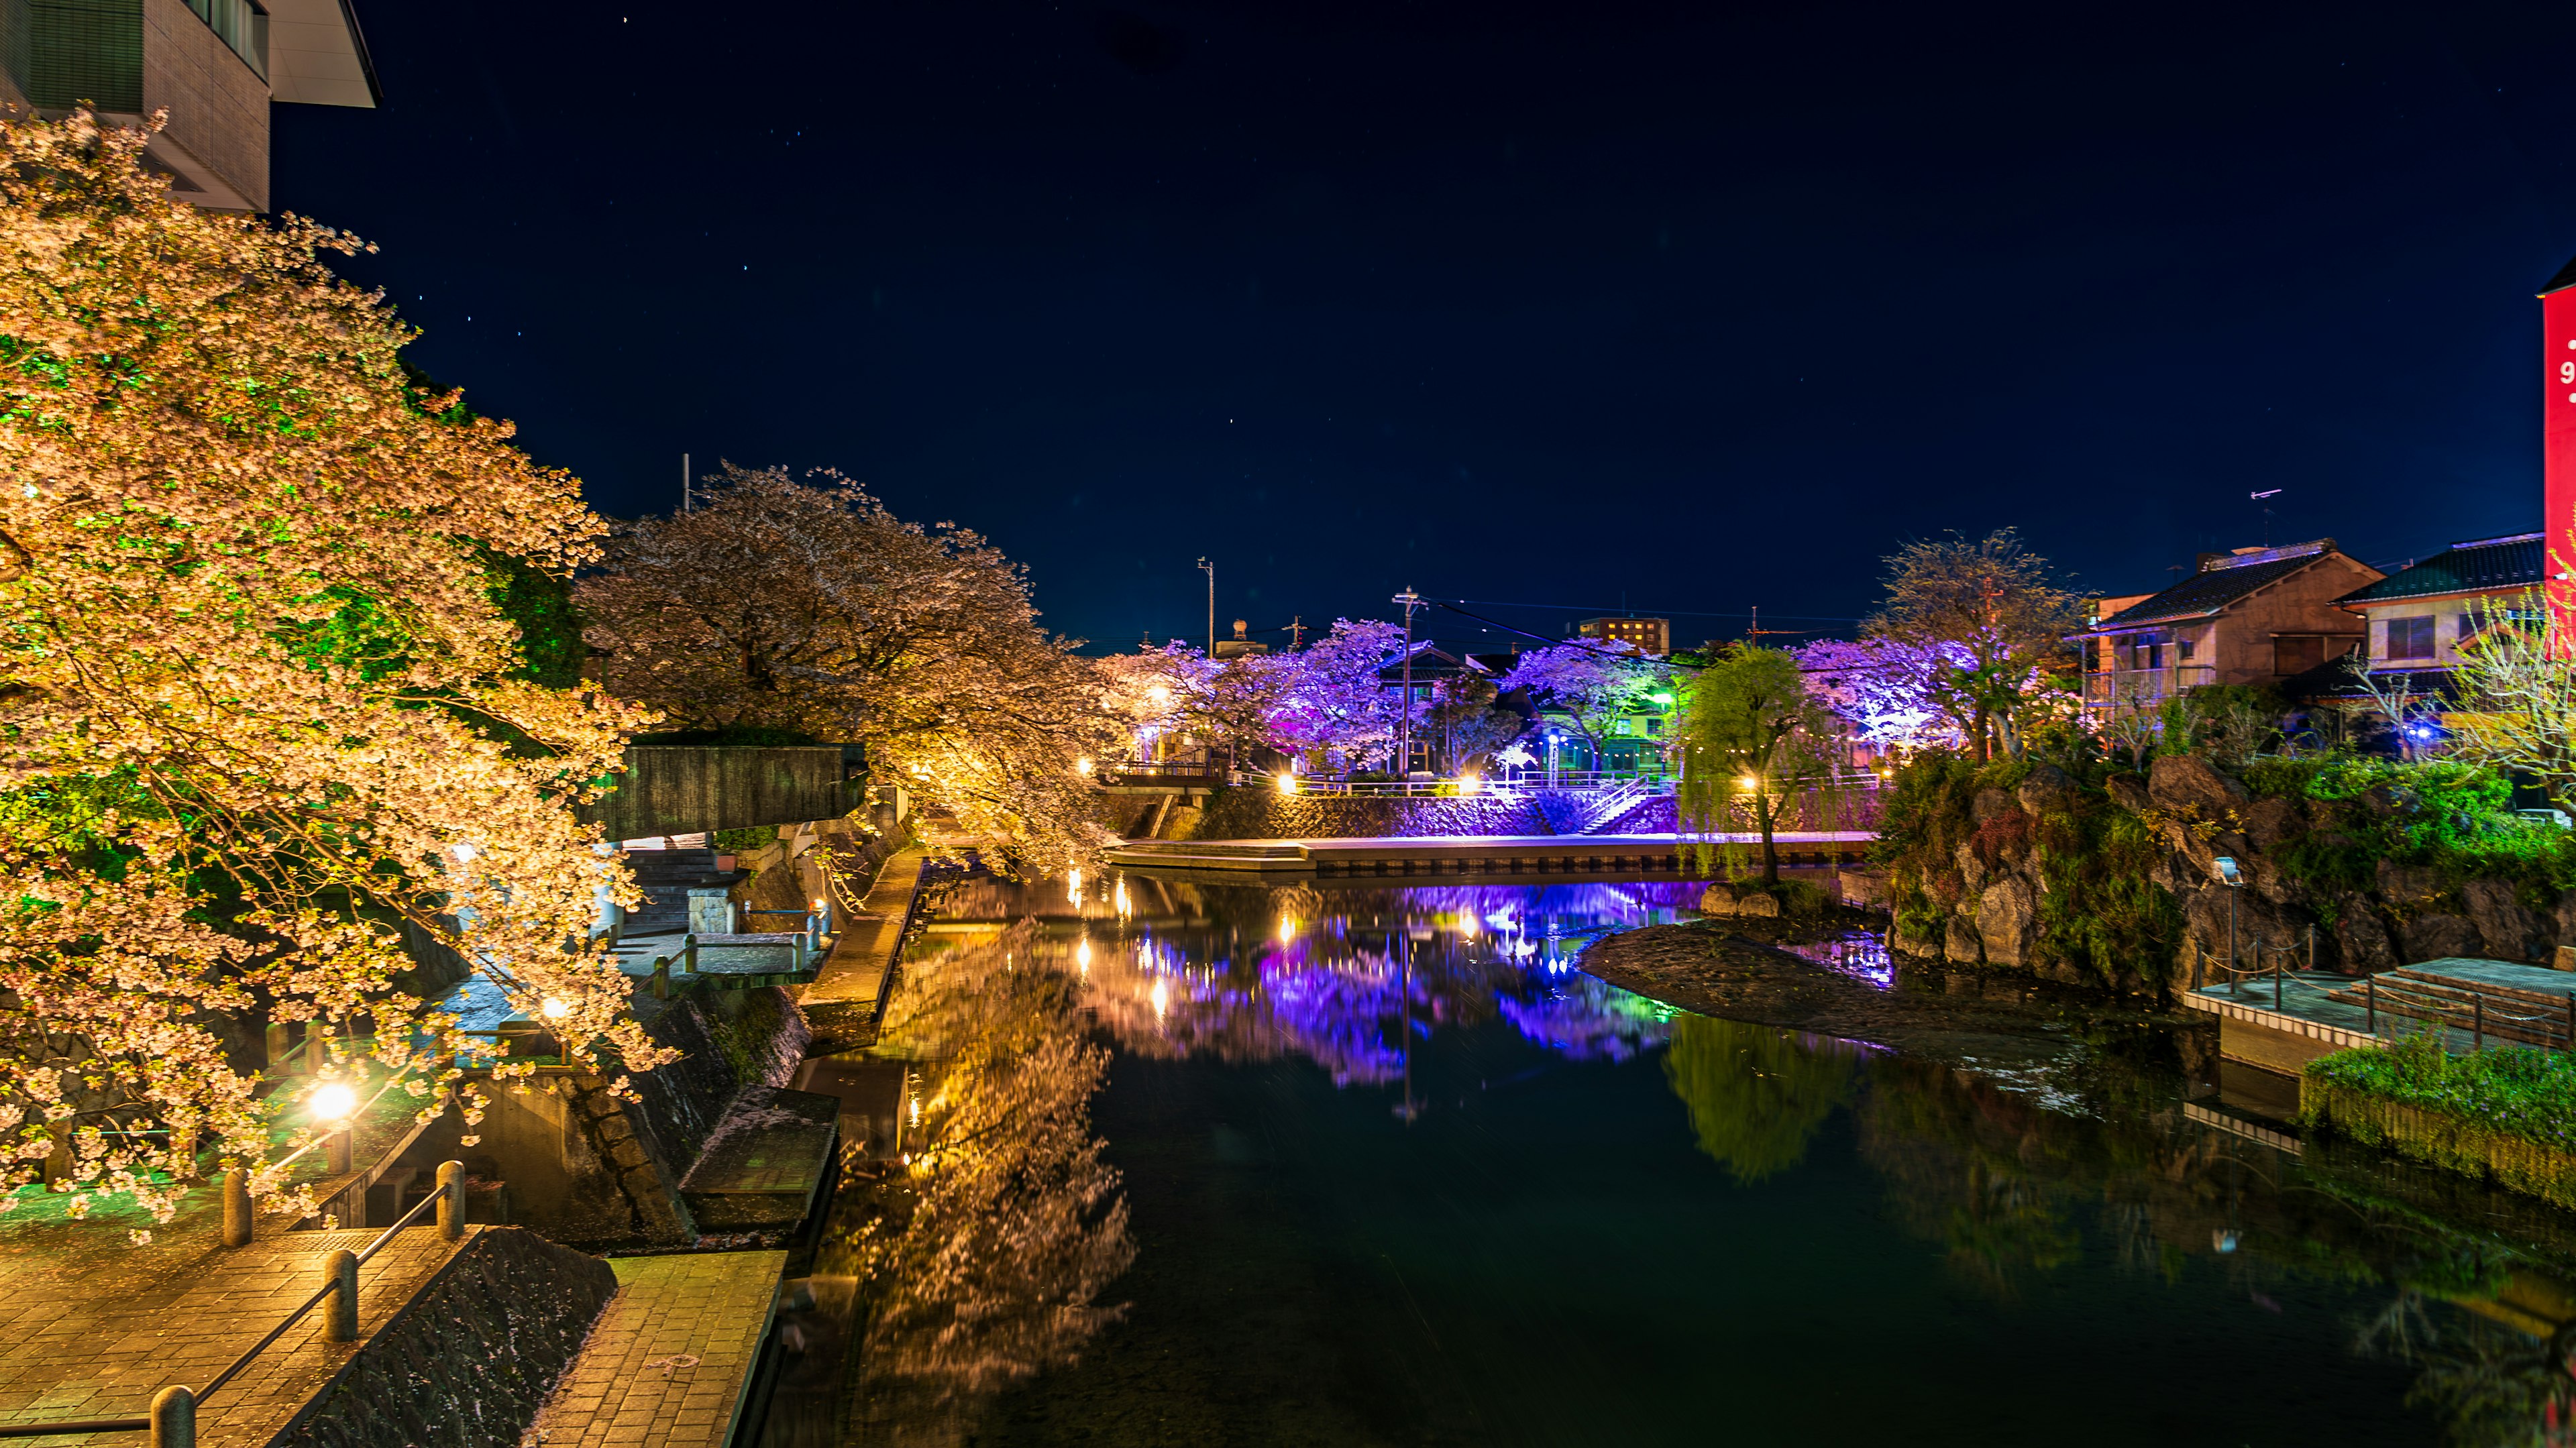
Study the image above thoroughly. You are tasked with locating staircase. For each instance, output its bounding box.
[2323,966,2576,1050]
[616,846,735,954]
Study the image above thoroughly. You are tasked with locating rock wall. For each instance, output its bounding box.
[1886,754,2576,991]
[1181,785,1546,840]
[268,1226,618,1448]
[409,987,814,1247]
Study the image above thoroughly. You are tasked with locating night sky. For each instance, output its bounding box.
[276,1,2576,654]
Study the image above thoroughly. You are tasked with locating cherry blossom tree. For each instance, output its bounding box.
[1790,637,1972,751]
[0,111,661,1225]
[1865,529,2084,762]
[1499,640,1668,766]
[1265,618,1413,773]
[578,464,1124,872]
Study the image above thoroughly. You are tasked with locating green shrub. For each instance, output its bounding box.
[713,825,778,852]
[2304,1035,2576,1207]
[2306,1034,2576,1154]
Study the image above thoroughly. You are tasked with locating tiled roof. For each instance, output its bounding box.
[2336,532,2544,605]
[2085,542,2341,633]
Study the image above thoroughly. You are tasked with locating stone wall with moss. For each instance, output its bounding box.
[1878,748,2576,993]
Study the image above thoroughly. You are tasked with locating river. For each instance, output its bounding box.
[759,871,2576,1447]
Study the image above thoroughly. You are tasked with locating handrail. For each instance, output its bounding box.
[0,1165,460,1441]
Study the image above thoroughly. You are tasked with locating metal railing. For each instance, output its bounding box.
[2190,934,2576,1052]
[0,1163,467,1445]
[2083,663,2218,708]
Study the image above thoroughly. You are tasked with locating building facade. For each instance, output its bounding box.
[2070,540,2381,716]
[2325,531,2546,693]
[0,0,376,211]
[1577,616,1670,657]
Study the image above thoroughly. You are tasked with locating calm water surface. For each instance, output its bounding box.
[773,873,2576,1447]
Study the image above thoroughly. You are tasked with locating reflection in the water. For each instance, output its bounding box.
[830,920,1135,1444]
[1664,1017,1865,1182]
[804,873,2576,1447]
[1038,874,1704,1089]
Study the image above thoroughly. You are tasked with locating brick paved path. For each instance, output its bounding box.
[802,848,926,1019]
[528,1251,786,1448]
[0,1223,472,1446]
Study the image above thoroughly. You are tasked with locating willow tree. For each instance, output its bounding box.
[1675,644,1845,883]
[1866,529,2084,762]
[0,112,660,1225]
[578,464,1122,872]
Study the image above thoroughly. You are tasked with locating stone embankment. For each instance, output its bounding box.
[270,1227,617,1448]
[1880,754,2576,993]
[1144,785,1550,840]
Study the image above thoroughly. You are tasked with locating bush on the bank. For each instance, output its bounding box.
[2304,1036,2576,1208]
[2306,1034,2576,1153]
[2244,754,2576,901]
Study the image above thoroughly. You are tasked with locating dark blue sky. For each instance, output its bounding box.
[278,1,2576,653]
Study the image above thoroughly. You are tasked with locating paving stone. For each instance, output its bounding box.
[529,1251,786,1448]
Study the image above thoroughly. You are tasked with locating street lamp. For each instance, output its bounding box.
[2214,855,2244,983]
[1392,588,1423,777]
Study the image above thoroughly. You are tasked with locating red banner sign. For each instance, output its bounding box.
[2547,285,2576,643]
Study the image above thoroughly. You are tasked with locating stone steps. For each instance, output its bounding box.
[2322,967,2576,1050]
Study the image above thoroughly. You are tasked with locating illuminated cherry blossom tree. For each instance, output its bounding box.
[0,112,662,1225]
[578,464,1124,872]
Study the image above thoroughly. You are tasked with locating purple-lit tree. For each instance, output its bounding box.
[1790,637,1973,752]
[1499,641,1669,766]
[1265,618,1413,773]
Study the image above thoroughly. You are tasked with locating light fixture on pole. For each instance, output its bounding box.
[2214,855,2244,977]
[1197,558,1216,659]
[1392,588,1423,776]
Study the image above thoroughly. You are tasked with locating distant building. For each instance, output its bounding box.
[2292,531,2547,705]
[0,0,379,211]
[1212,618,1269,659]
[2070,540,2381,716]
[1577,616,1670,657]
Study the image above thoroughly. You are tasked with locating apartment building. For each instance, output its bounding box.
[0,0,377,211]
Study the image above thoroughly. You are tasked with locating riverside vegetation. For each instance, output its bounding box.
[1872,703,2576,1203]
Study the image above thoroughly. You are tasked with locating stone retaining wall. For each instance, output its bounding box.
[268,1227,617,1448]
[1182,786,1545,840]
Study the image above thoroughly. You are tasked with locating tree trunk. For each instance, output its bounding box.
[1972,700,1992,763]
[1758,790,1780,883]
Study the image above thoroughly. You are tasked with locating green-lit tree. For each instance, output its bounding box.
[1674,645,1847,883]
[1662,1016,1861,1183]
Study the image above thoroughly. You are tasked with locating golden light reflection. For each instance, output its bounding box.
[1277,916,1297,944]
[1067,869,1084,905]
[1149,979,1169,1020]
[1114,879,1131,917]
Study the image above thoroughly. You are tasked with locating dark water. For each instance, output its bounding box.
[778,873,2576,1447]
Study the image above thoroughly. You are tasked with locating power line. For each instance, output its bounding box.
[1442,596,1863,623]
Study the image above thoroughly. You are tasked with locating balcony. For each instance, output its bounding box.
[2084,664,2216,710]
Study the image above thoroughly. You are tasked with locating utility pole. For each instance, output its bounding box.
[1392,587,1423,776]
[682,453,690,514]
[1287,615,1305,648]
[1197,558,1216,657]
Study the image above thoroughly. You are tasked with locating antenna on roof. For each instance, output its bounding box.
[2252,488,2283,547]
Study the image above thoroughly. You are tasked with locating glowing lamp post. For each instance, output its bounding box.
[309,1080,357,1174]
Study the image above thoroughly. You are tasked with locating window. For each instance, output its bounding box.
[1613,718,1632,736]
[2386,615,2435,661]
[1644,716,1662,736]
[2175,636,2196,663]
